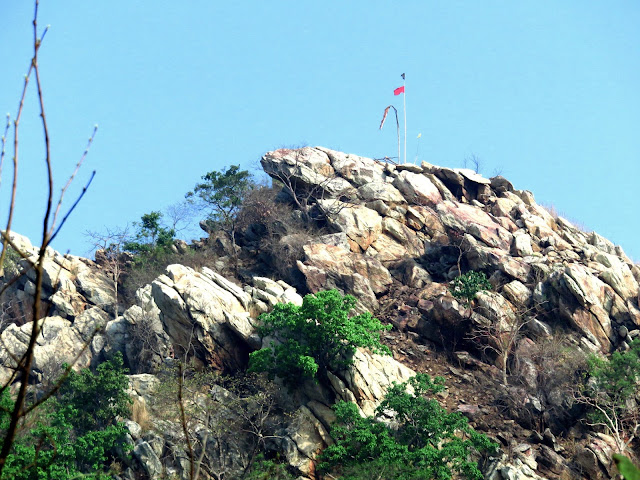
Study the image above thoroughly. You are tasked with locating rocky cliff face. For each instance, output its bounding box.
[261,146,640,356]
[1,146,639,479]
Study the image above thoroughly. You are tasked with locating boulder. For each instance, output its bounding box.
[75,264,115,311]
[437,201,512,251]
[393,170,443,206]
[319,201,382,252]
[261,147,353,198]
[133,440,163,478]
[337,349,415,416]
[151,265,253,370]
[0,315,93,380]
[318,147,385,186]
[298,243,392,310]
[357,181,404,203]
[277,406,331,477]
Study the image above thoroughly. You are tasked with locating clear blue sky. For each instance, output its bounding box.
[1,1,639,260]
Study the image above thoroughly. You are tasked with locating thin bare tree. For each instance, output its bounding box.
[85,226,130,317]
[0,2,98,474]
[467,297,537,386]
[263,148,354,226]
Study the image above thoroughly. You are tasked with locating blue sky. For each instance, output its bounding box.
[1,1,639,260]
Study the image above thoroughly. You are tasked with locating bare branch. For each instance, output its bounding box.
[49,125,98,237]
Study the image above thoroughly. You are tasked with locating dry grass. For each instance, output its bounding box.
[539,202,589,233]
[131,397,153,433]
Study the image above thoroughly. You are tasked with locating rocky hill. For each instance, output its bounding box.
[1,146,639,479]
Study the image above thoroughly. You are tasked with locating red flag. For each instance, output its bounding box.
[379,106,390,130]
[394,86,405,95]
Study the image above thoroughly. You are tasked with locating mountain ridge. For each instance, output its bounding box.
[1,146,639,479]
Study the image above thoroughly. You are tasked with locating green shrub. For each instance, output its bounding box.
[248,289,391,386]
[587,338,640,403]
[245,454,296,480]
[581,338,640,451]
[449,271,492,306]
[318,373,498,480]
[0,245,21,280]
[124,211,175,257]
[0,353,132,479]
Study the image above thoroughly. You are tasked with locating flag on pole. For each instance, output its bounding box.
[394,86,405,96]
[417,133,422,138]
[379,106,391,130]
[401,73,405,80]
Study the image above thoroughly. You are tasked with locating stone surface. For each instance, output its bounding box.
[5,146,640,480]
[298,243,392,309]
[392,170,443,206]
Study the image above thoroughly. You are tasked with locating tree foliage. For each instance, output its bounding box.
[245,454,296,480]
[186,165,254,233]
[579,338,640,452]
[0,353,132,479]
[587,338,640,403]
[248,289,391,386]
[449,270,492,306]
[318,374,498,480]
[124,211,175,256]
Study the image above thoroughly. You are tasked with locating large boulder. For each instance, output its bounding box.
[393,170,443,206]
[298,243,392,310]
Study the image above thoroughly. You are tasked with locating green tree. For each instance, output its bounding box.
[186,165,254,250]
[318,374,498,480]
[0,353,132,479]
[577,338,640,453]
[124,211,175,256]
[245,454,296,480]
[248,289,391,386]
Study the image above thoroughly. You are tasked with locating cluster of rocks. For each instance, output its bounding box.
[261,147,640,358]
[1,146,639,479]
[0,231,414,479]
[259,146,640,479]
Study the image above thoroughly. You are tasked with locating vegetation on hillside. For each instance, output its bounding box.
[319,373,498,480]
[248,289,391,386]
[0,354,131,479]
[578,338,640,453]
[449,270,492,306]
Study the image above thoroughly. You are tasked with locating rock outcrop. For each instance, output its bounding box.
[1,232,414,479]
[262,146,640,357]
[3,146,639,479]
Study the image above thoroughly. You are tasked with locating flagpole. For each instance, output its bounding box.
[402,73,407,164]
[396,110,400,164]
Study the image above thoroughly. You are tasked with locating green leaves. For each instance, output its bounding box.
[248,289,391,386]
[613,454,640,480]
[124,210,175,256]
[449,271,492,306]
[581,338,640,450]
[186,164,254,228]
[0,353,131,479]
[59,353,132,433]
[318,374,498,480]
[587,338,640,403]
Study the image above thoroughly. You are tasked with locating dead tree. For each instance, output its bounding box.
[85,226,130,317]
[264,148,354,227]
[467,296,536,386]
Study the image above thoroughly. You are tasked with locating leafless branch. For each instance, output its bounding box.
[573,382,640,454]
[0,2,98,474]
